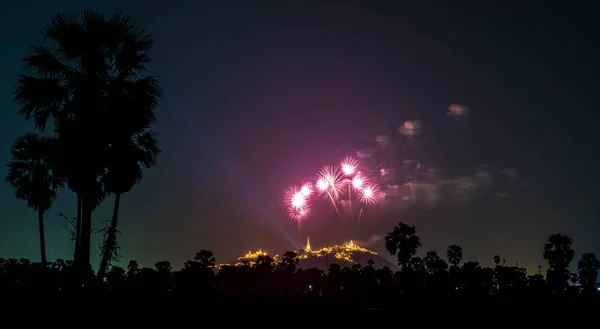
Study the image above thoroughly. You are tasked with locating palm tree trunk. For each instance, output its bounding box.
[98,193,121,278]
[38,209,47,266]
[77,194,93,271]
[74,194,81,261]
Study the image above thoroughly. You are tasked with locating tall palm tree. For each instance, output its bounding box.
[5,133,64,266]
[384,222,421,270]
[543,233,574,294]
[14,10,162,270]
[97,130,159,278]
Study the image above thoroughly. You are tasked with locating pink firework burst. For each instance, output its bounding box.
[351,174,366,191]
[288,205,311,222]
[284,185,307,210]
[316,166,344,198]
[299,182,313,197]
[340,156,359,176]
[358,184,380,205]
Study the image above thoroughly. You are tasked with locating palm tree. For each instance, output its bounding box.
[5,133,64,266]
[543,233,575,294]
[578,252,600,294]
[14,10,162,270]
[97,130,159,278]
[493,255,501,266]
[384,222,421,270]
[447,244,463,268]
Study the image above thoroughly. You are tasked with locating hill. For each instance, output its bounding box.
[218,238,399,272]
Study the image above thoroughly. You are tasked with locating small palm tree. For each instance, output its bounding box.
[6,133,64,266]
[447,244,463,268]
[493,255,501,266]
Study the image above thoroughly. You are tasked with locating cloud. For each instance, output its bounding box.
[447,104,469,117]
[342,234,384,247]
[398,120,423,136]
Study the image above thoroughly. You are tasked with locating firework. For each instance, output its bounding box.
[352,174,366,191]
[357,183,379,223]
[316,166,344,197]
[287,205,311,236]
[287,205,311,222]
[299,182,313,197]
[340,156,359,211]
[285,183,315,235]
[316,166,343,218]
[340,156,358,176]
[284,185,307,210]
[359,184,379,205]
[284,157,380,229]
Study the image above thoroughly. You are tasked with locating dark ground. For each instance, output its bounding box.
[10,293,598,324]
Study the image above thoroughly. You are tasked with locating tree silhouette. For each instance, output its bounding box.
[14,10,162,272]
[408,256,426,273]
[493,255,501,266]
[5,133,64,266]
[577,252,600,295]
[366,259,374,268]
[98,112,160,278]
[127,260,139,277]
[543,233,575,294]
[447,244,463,268]
[385,222,421,270]
[194,249,216,269]
[424,251,448,274]
[279,251,299,273]
[424,251,441,274]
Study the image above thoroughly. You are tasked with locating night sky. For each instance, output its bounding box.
[0,0,598,274]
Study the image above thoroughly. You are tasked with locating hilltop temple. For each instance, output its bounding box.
[221,237,378,268]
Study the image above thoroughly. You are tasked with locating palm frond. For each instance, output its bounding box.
[23,45,74,79]
[135,130,160,167]
[14,76,67,130]
[44,12,84,61]
[109,10,154,79]
[5,133,64,212]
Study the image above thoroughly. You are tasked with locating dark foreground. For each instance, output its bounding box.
[11,293,599,324]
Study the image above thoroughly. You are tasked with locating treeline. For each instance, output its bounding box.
[1,222,598,302]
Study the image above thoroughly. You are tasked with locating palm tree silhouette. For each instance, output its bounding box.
[543,233,575,294]
[447,244,463,268]
[14,10,162,270]
[493,255,501,266]
[98,130,160,278]
[5,133,64,266]
[384,222,421,270]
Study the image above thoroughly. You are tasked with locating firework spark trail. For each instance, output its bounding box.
[357,183,379,223]
[352,174,367,222]
[316,166,344,219]
[340,156,358,214]
[317,177,341,218]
